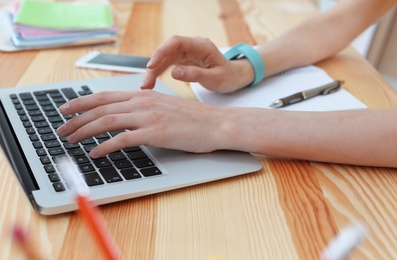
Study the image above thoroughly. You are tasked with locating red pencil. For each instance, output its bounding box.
[60,159,123,260]
[12,224,43,260]
[76,194,123,260]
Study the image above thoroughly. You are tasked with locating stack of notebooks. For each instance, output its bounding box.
[2,0,117,50]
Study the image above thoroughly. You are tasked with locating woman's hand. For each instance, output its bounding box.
[56,90,234,158]
[140,35,254,93]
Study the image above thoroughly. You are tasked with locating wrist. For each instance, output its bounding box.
[230,59,256,91]
[224,43,266,88]
[214,107,264,153]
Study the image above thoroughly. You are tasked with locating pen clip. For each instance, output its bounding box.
[321,80,344,95]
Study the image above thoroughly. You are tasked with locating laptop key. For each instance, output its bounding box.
[53,182,66,192]
[19,92,33,100]
[25,105,39,111]
[55,102,66,108]
[33,90,52,96]
[93,158,112,168]
[23,121,32,128]
[61,88,78,100]
[73,155,90,164]
[83,172,104,186]
[123,146,141,153]
[45,140,61,148]
[41,105,56,111]
[40,156,51,164]
[95,133,110,139]
[48,173,60,182]
[114,160,132,169]
[134,158,155,168]
[26,128,35,134]
[23,99,36,105]
[28,110,42,116]
[32,141,43,149]
[31,115,46,122]
[41,133,57,141]
[140,167,162,177]
[48,116,63,123]
[44,164,56,173]
[97,139,109,144]
[29,134,39,141]
[45,111,59,117]
[52,97,66,103]
[84,144,97,152]
[49,92,62,98]
[39,100,52,106]
[48,148,65,156]
[36,148,47,156]
[110,130,125,137]
[78,164,95,173]
[34,121,49,128]
[17,110,26,116]
[81,138,96,145]
[20,115,29,121]
[109,152,126,161]
[99,167,123,183]
[52,123,63,129]
[64,142,80,149]
[120,168,141,180]
[38,127,53,135]
[63,114,75,120]
[59,136,68,142]
[52,155,68,164]
[35,95,49,101]
[68,148,85,157]
[127,151,148,160]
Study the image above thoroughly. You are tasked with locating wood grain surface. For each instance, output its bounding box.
[1,0,397,259]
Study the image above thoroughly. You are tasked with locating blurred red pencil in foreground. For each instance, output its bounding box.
[320,221,368,260]
[59,159,123,260]
[12,224,43,260]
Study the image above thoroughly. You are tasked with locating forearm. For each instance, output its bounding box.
[254,0,396,78]
[218,107,397,167]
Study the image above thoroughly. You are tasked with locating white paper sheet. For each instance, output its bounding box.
[191,65,367,112]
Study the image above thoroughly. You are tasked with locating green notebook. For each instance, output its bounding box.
[13,0,114,29]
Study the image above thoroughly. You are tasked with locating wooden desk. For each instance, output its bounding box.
[1,0,397,259]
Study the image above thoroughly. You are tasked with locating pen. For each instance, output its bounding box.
[60,160,123,260]
[269,80,344,108]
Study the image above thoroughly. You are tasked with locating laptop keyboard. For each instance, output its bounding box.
[9,85,162,192]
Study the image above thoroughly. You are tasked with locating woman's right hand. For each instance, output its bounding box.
[140,35,255,93]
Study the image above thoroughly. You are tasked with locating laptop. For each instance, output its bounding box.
[0,74,262,215]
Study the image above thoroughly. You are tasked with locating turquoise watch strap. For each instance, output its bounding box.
[224,43,265,87]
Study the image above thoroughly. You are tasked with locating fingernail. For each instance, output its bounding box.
[173,67,184,78]
[57,124,66,135]
[140,77,149,88]
[67,133,75,143]
[90,148,99,158]
[59,102,70,113]
[146,59,153,68]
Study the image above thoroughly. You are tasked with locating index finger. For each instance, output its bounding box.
[141,36,219,89]
[59,91,135,114]
[148,35,216,69]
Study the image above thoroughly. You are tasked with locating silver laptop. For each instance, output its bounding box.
[0,74,262,215]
